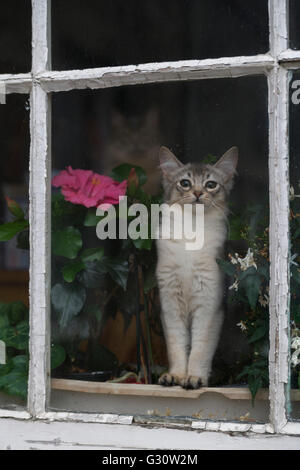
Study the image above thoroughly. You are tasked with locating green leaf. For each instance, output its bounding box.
[248,325,268,344]
[0,303,10,330]
[51,283,86,329]
[248,376,262,405]
[102,258,129,290]
[52,226,82,259]
[7,301,28,325]
[132,237,152,251]
[81,247,104,263]
[237,266,257,281]
[291,265,300,284]
[16,229,30,250]
[228,216,243,241]
[0,219,29,241]
[216,258,236,276]
[77,261,107,288]
[0,321,29,350]
[62,259,85,283]
[5,197,25,220]
[51,344,66,369]
[84,305,103,323]
[0,355,28,399]
[243,273,261,309]
[143,265,157,293]
[84,208,106,227]
[110,163,147,187]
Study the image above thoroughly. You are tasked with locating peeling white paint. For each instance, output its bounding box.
[35,55,275,93]
[268,0,290,434]
[38,411,133,425]
[28,0,52,418]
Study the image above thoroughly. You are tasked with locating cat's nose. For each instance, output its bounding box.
[194,191,202,199]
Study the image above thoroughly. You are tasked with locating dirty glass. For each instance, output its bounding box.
[290,0,300,51]
[52,0,269,71]
[288,71,300,421]
[0,94,30,411]
[0,1,31,74]
[49,76,270,422]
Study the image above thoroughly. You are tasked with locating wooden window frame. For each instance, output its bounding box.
[1,0,299,435]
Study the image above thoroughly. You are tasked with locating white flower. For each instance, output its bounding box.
[291,336,300,369]
[229,279,239,291]
[238,248,257,271]
[291,336,300,350]
[291,350,300,368]
[237,321,247,332]
[229,254,238,265]
[258,293,269,307]
[291,253,299,267]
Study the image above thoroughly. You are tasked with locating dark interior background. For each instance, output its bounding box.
[0,0,31,74]
[290,0,300,50]
[52,0,269,70]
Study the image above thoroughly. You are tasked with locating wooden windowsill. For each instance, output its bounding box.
[51,378,275,401]
[51,379,300,401]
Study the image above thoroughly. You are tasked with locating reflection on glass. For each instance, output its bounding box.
[289,71,300,421]
[52,0,269,70]
[50,77,269,421]
[0,95,30,410]
[0,1,31,74]
[290,0,300,51]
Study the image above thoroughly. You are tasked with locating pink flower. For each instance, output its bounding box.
[52,167,127,208]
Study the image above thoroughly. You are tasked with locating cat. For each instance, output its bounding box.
[101,108,161,194]
[156,146,238,389]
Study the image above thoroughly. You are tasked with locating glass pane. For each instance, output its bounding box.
[289,71,300,421]
[0,1,31,74]
[0,94,30,411]
[290,0,300,50]
[52,0,269,71]
[49,77,269,422]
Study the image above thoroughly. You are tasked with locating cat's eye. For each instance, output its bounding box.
[179,179,192,189]
[205,180,218,190]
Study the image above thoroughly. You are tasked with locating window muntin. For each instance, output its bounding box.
[52,0,269,71]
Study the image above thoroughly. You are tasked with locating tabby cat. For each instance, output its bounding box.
[156,146,238,389]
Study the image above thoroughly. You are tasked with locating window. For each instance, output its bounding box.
[0,0,299,435]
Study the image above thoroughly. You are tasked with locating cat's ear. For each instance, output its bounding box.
[159,147,183,176]
[214,146,238,179]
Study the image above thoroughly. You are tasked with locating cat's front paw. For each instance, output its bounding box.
[182,375,203,390]
[158,373,184,387]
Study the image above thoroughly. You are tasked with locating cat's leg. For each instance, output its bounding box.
[183,272,224,389]
[158,287,189,387]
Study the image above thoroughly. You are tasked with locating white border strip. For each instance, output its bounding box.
[37,411,133,425]
[0,410,31,420]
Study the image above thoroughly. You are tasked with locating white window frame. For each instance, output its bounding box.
[1,0,299,435]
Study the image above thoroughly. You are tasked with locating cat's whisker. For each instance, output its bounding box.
[165,195,192,205]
